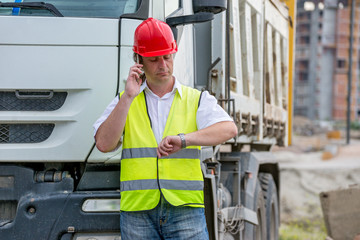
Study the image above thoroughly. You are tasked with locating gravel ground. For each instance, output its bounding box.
[272,136,360,222]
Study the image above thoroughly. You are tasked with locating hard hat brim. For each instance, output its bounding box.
[133,44,177,57]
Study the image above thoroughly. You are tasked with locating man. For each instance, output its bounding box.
[93,18,237,239]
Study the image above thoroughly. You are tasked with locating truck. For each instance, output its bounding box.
[0,0,292,239]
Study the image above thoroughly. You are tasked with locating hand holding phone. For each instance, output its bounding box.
[124,56,144,99]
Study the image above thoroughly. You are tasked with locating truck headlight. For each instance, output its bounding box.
[82,199,120,212]
[73,233,120,240]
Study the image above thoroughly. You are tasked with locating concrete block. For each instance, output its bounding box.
[320,185,360,240]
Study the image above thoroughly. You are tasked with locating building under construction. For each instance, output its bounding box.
[294,0,360,121]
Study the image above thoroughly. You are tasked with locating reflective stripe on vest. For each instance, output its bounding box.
[120,86,204,211]
[121,147,200,159]
[121,179,204,191]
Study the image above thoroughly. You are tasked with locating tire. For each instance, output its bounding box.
[254,180,267,240]
[259,173,279,240]
[243,179,267,240]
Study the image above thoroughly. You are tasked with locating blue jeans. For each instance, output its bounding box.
[120,196,209,240]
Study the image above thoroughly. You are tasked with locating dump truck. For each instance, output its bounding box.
[0,0,291,239]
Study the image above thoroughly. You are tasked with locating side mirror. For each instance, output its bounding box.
[193,0,227,14]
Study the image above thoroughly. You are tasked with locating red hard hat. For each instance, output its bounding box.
[133,18,178,57]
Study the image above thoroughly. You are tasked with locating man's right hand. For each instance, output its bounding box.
[124,63,144,99]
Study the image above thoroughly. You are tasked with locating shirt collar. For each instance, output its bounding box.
[140,76,182,99]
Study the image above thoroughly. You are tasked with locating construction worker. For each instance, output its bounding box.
[93,18,237,239]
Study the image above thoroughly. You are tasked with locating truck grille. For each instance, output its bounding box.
[0,91,67,111]
[0,124,54,143]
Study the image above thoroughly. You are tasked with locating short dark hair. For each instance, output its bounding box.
[133,53,143,64]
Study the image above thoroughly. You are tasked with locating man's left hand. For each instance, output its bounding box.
[157,135,182,158]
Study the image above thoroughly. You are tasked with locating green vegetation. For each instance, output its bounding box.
[280,219,327,240]
[350,121,360,130]
[334,120,360,130]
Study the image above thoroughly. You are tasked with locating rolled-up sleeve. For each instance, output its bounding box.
[93,96,119,137]
[196,91,233,130]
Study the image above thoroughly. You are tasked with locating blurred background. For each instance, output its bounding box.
[277,0,360,238]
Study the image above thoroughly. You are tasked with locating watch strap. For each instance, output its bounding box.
[177,133,186,149]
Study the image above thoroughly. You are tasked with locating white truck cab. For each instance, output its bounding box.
[0,0,290,239]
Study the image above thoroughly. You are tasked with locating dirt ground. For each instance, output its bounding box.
[272,133,360,223]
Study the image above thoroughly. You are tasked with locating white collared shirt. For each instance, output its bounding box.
[93,78,233,144]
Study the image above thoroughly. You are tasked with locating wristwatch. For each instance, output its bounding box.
[177,133,186,149]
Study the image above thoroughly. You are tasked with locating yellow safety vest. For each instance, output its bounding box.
[120,85,204,211]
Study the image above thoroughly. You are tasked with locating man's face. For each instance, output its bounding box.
[142,54,173,83]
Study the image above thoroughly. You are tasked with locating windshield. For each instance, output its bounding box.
[0,0,140,18]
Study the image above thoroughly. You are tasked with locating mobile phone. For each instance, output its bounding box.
[136,55,145,82]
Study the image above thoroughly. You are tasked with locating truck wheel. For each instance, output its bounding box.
[259,173,279,240]
[254,180,267,240]
[243,180,267,240]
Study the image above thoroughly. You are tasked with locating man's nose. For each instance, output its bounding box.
[158,57,167,68]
